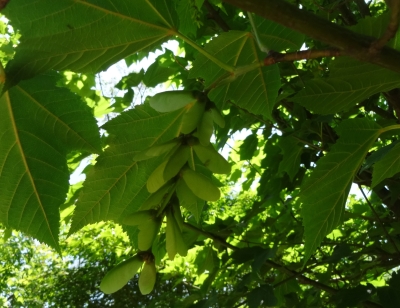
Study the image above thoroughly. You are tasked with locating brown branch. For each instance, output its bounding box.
[370,0,400,52]
[0,0,9,10]
[264,49,342,66]
[358,184,400,255]
[221,0,400,73]
[204,0,230,32]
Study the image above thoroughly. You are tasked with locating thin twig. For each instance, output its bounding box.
[370,0,400,52]
[264,49,342,66]
[358,184,400,254]
[291,135,324,151]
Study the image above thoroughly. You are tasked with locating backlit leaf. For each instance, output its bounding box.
[0,72,100,249]
[4,0,177,82]
[189,31,281,118]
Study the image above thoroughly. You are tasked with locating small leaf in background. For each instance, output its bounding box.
[278,136,303,181]
[4,0,177,82]
[360,141,398,173]
[372,142,400,187]
[252,247,276,272]
[377,272,400,308]
[247,285,277,308]
[239,134,258,161]
[333,284,375,308]
[194,246,218,274]
[324,244,352,263]
[293,58,400,114]
[230,246,271,264]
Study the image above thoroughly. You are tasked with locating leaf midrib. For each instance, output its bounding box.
[74,0,173,32]
[4,92,58,246]
[16,86,99,154]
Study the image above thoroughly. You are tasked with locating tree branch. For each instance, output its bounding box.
[370,0,400,52]
[221,0,400,73]
[264,49,342,66]
[0,0,9,10]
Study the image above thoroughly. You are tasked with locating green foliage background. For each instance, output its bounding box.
[1,0,400,307]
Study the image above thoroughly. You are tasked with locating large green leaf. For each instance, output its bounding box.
[372,142,400,188]
[300,118,381,262]
[0,72,100,249]
[252,14,305,52]
[293,58,400,114]
[4,0,177,81]
[189,31,281,118]
[70,104,186,233]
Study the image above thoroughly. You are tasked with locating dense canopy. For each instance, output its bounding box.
[1,0,400,307]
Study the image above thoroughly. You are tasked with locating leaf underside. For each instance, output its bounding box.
[4,0,176,82]
[0,72,100,249]
[300,118,381,263]
[70,104,186,234]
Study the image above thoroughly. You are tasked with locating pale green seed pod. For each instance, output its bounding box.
[100,254,143,294]
[139,259,157,295]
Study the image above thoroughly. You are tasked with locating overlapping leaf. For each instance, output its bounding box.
[372,142,400,187]
[4,0,177,82]
[70,104,186,234]
[351,13,400,50]
[0,72,101,249]
[300,118,381,262]
[278,136,303,181]
[293,58,400,114]
[252,14,305,52]
[189,31,281,118]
